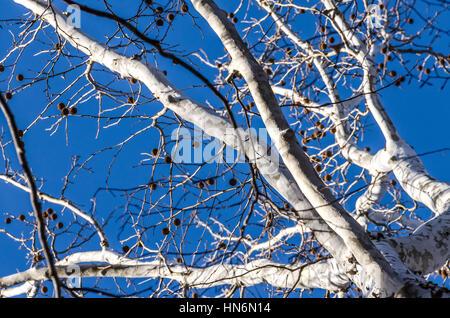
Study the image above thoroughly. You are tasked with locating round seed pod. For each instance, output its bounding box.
[41,286,48,293]
[50,213,58,221]
[151,148,158,156]
[424,68,431,75]
[192,293,199,298]
[325,150,333,158]
[130,77,138,84]
[57,102,65,110]
[164,156,172,164]
[319,43,327,50]
[320,26,326,33]
[161,227,170,236]
[56,222,64,229]
[407,18,414,24]
[155,6,163,14]
[417,65,423,71]
[181,4,189,13]
[34,254,44,262]
[232,17,238,23]
[156,19,164,26]
[198,181,205,189]
[149,183,157,190]
[5,92,12,100]
[219,242,226,249]
[0,65,4,72]
[328,37,335,44]
[17,129,24,137]
[299,8,305,14]
[46,208,53,215]
[207,178,215,186]
[229,178,237,186]
[5,217,11,224]
[167,13,175,22]
[122,245,130,253]
[390,179,397,186]
[314,165,322,172]
[381,47,388,54]
[324,174,332,182]
[302,146,308,152]
[127,96,134,104]
[61,108,69,116]
[19,214,26,221]
[176,257,183,263]
[330,127,336,134]
[227,12,234,18]
[350,13,356,20]
[70,107,77,115]
[173,218,181,226]
[16,74,24,81]
[389,70,397,77]
[364,147,371,152]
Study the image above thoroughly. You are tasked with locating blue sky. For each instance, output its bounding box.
[0,0,448,297]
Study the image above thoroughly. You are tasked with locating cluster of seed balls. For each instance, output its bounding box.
[4,208,63,229]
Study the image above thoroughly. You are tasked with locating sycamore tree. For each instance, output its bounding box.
[0,0,448,298]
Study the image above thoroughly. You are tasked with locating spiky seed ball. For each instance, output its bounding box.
[56,222,64,229]
[16,74,24,81]
[417,65,423,71]
[164,156,172,164]
[280,80,286,86]
[229,178,237,186]
[70,107,77,115]
[5,217,11,224]
[130,77,138,84]
[265,68,272,76]
[389,70,397,77]
[324,174,332,182]
[314,165,322,172]
[151,148,158,156]
[161,227,170,236]
[378,63,384,69]
[207,178,215,186]
[319,26,326,33]
[43,211,48,218]
[350,13,356,20]
[381,47,388,54]
[198,181,205,189]
[50,213,58,221]
[399,75,406,82]
[57,102,65,110]
[325,150,333,158]
[61,108,69,116]
[299,8,306,14]
[173,218,181,226]
[227,12,234,18]
[150,183,157,190]
[386,55,392,61]
[127,96,134,104]
[379,4,385,10]
[302,138,309,144]
[156,19,164,26]
[41,286,48,293]
[155,6,163,14]
[390,179,397,186]
[34,254,43,262]
[5,92,12,100]
[19,214,26,221]
[407,18,414,24]
[0,65,4,72]
[167,13,175,22]
[122,245,130,253]
[46,208,53,215]
[232,16,238,23]
[328,37,335,44]
[181,4,189,13]
[424,68,431,75]
[330,127,336,134]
